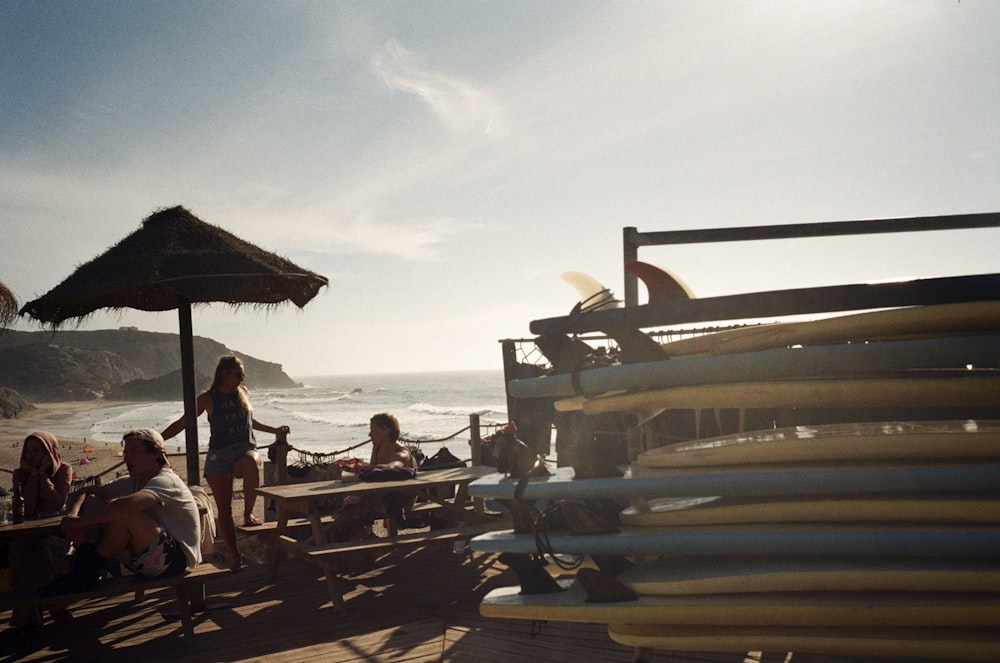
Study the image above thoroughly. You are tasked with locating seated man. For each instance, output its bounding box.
[42,429,202,595]
[338,413,421,538]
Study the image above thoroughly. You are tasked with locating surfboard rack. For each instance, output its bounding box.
[621,212,1000,309]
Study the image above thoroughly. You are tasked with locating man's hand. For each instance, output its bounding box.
[60,515,87,546]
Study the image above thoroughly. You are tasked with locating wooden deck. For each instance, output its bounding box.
[0,544,971,663]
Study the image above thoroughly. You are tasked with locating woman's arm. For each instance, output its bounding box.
[252,420,291,437]
[162,392,211,440]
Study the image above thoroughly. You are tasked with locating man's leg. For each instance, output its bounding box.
[98,510,160,561]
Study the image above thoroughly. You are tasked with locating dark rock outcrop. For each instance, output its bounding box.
[0,329,298,402]
[0,387,34,419]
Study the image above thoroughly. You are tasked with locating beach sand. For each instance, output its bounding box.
[0,401,133,483]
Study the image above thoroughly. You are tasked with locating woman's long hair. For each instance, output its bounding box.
[210,355,253,413]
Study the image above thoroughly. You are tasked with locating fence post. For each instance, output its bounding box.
[469,413,482,466]
[469,413,485,513]
[264,431,289,523]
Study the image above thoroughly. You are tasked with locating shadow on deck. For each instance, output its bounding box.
[1,546,643,663]
[0,545,962,663]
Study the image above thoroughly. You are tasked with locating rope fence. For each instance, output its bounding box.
[2,416,509,489]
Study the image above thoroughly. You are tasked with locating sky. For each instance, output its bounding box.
[2,1,998,379]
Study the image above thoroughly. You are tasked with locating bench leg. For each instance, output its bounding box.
[266,535,285,583]
[173,584,196,638]
[317,561,346,613]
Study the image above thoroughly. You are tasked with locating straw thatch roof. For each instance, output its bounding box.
[0,280,17,328]
[20,206,328,324]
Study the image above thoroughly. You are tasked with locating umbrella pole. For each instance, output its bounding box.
[178,299,201,485]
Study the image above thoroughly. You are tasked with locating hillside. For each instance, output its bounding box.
[0,328,297,402]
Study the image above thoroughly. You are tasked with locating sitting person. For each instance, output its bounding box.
[366,412,418,474]
[42,429,202,595]
[8,431,73,631]
[338,413,421,538]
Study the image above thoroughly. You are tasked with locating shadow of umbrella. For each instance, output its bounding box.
[0,280,18,329]
[19,205,328,484]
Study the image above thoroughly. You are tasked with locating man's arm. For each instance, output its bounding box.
[61,490,158,531]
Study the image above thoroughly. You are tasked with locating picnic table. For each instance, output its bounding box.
[0,515,64,544]
[249,465,504,611]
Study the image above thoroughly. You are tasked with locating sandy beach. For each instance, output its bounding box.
[0,401,137,484]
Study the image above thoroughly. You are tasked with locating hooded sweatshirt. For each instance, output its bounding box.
[11,431,72,516]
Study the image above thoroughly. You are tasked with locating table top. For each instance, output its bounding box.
[0,515,63,540]
[256,465,495,503]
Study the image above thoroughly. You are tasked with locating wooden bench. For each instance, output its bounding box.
[0,562,229,638]
[265,520,504,612]
[237,502,454,540]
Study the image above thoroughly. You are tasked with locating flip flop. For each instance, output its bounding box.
[243,514,263,527]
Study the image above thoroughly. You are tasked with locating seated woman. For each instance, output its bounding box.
[338,413,421,539]
[9,431,73,632]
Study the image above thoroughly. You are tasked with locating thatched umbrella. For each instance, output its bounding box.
[20,206,328,484]
[0,280,18,328]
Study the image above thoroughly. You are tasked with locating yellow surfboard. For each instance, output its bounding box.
[607,624,1000,661]
[658,300,1000,358]
[557,376,1000,415]
[635,421,1000,469]
[618,556,1000,595]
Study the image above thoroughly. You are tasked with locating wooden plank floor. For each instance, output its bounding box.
[0,546,979,662]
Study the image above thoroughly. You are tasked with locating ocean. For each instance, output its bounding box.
[38,370,510,464]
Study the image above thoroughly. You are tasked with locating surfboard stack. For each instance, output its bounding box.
[509,301,1000,433]
[469,421,1000,661]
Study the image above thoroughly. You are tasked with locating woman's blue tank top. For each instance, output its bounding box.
[208,389,255,450]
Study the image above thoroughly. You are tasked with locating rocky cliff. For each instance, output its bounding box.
[0,328,298,402]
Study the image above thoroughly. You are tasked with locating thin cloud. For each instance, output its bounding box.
[372,40,501,135]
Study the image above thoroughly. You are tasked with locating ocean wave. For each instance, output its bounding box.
[406,402,507,418]
[284,410,369,429]
[262,393,354,407]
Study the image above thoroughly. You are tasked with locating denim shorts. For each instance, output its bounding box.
[204,441,256,475]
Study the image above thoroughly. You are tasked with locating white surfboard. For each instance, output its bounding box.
[481,579,1000,626]
[619,496,1000,527]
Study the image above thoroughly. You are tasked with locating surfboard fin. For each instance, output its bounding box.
[624,260,694,303]
[576,567,638,603]
[498,553,565,595]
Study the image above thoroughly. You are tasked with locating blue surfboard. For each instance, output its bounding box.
[471,527,1000,558]
[468,465,1000,502]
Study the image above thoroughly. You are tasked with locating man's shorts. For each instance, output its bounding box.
[204,441,256,475]
[125,530,187,578]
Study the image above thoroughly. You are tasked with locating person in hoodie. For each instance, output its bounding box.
[9,431,73,631]
[41,429,201,596]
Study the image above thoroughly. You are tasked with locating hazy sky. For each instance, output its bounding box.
[3,1,998,379]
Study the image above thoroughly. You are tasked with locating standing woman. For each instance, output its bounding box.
[10,431,73,631]
[162,355,289,572]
